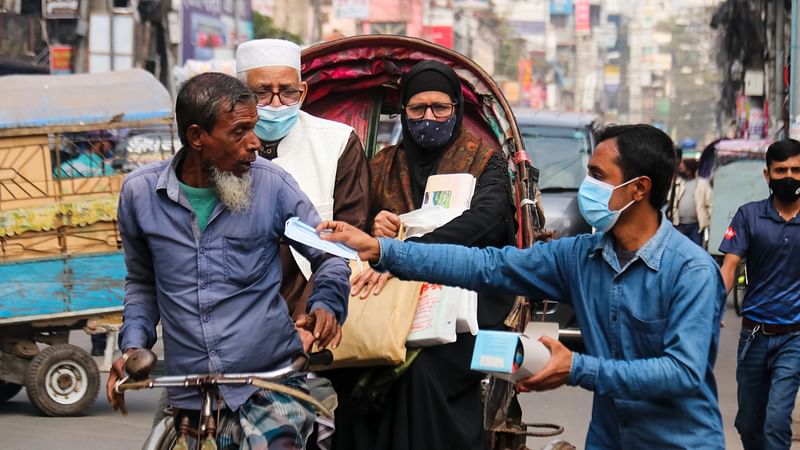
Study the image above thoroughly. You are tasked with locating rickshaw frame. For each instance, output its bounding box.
[301,35,555,449]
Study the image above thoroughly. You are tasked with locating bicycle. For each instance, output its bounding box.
[115,349,334,450]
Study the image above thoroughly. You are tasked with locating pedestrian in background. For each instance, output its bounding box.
[719,139,800,450]
[668,158,712,247]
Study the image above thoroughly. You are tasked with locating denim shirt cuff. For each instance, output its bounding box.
[371,238,393,271]
[567,353,598,390]
[119,328,151,353]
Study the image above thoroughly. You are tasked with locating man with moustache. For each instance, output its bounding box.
[235,39,369,324]
[106,73,350,449]
[720,140,800,450]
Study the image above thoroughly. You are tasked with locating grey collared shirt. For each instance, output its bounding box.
[117,150,350,410]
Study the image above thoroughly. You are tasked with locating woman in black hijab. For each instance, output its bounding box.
[399,60,465,205]
[328,61,516,450]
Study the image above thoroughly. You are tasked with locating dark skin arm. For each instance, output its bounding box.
[295,308,342,349]
[105,348,140,415]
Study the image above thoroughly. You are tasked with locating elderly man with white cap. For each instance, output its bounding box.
[235,39,369,328]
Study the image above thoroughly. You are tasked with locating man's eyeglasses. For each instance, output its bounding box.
[403,102,457,120]
[254,89,303,106]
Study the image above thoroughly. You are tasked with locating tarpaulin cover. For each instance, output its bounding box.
[0,69,172,131]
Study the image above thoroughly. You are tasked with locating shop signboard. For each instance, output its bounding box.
[42,0,79,19]
[50,45,73,74]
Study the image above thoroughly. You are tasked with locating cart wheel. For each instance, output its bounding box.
[24,344,100,416]
[0,381,23,403]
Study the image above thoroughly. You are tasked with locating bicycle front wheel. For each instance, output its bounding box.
[142,416,177,450]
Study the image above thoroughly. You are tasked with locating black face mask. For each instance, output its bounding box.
[769,177,800,202]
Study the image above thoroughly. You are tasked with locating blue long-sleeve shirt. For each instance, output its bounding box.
[117,151,350,410]
[376,215,725,449]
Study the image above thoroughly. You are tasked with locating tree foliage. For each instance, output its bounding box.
[252,11,302,44]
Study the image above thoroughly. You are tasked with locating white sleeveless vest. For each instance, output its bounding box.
[272,110,353,279]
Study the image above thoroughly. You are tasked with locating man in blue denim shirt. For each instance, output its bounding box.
[319,125,726,449]
[105,73,350,448]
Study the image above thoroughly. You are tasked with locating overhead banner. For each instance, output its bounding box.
[574,0,590,33]
[42,0,79,19]
[333,0,369,19]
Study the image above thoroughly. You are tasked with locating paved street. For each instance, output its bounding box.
[1,298,798,449]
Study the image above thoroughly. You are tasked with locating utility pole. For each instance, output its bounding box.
[790,0,800,140]
[311,0,322,43]
[775,2,785,135]
[107,0,116,70]
[233,0,240,48]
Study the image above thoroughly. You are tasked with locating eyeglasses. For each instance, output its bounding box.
[403,102,457,120]
[254,89,303,106]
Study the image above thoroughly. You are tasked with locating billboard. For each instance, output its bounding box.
[333,0,369,19]
[574,0,590,33]
[549,0,573,15]
[422,26,453,49]
[509,21,546,36]
[181,0,253,63]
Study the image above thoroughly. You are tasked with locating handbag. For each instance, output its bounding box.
[324,260,422,369]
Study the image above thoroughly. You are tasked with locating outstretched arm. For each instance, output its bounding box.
[318,220,570,301]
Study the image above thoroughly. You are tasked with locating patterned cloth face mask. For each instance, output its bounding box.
[406,116,457,150]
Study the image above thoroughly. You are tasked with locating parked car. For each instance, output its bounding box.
[514,109,601,349]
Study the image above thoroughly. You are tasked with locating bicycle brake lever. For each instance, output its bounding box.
[114,375,130,394]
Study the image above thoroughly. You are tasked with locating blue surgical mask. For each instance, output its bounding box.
[407,116,457,150]
[254,104,301,142]
[577,175,638,232]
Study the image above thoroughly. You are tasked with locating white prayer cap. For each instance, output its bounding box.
[236,39,301,74]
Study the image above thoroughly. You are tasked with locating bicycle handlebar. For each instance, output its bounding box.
[114,350,335,419]
[115,350,333,393]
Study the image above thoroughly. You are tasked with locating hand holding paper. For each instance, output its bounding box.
[285,217,359,260]
[316,220,382,263]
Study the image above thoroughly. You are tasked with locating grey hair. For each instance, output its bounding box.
[175,72,256,147]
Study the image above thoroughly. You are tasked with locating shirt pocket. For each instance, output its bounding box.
[623,312,667,358]
[223,236,268,286]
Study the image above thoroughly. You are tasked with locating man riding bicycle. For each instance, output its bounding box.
[105,72,350,450]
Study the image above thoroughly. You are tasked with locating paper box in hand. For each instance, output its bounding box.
[470,322,559,381]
